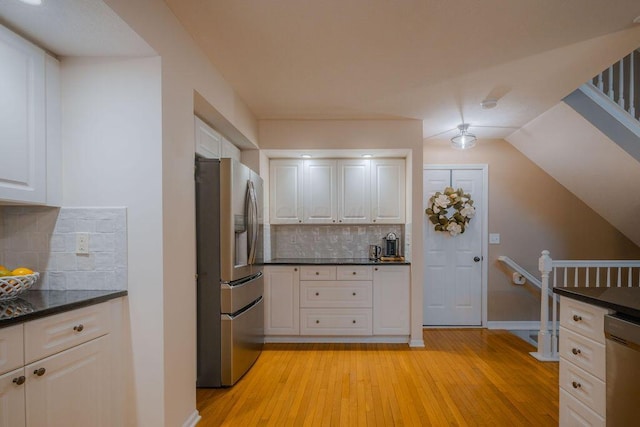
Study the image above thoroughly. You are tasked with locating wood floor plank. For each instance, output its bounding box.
[197,329,559,426]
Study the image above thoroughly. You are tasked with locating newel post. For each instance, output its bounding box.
[537,250,553,358]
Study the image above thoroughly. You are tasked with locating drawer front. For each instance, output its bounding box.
[0,324,23,375]
[24,302,110,364]
[560,389,605,427]
[559,326,605,381]
[300,266,336,281]
[300,308,372,336]
[560,297,608,344]
[560,358,606,417]
[300,281,372,308]
[336,266,372,281]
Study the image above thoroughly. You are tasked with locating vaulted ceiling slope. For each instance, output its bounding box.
[165,0,640,138]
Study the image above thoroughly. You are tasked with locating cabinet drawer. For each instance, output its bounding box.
[300,266,336,281]
[559,388,605,427]
[560,297,609,344]
[24,302,110,364]
[300,281,372,308]
[559,326,605,381]
[0,324,23,375]
[336,266,372,281]
[300,309,372,336]
[560,358,606,417]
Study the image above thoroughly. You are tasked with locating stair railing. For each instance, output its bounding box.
[536,250,640,361]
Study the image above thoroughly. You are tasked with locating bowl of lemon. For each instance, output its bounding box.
[0,266,39,300]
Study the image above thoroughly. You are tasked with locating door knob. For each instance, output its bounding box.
[473,256,481,262]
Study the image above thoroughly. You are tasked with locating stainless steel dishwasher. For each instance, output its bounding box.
[604,314,640,426]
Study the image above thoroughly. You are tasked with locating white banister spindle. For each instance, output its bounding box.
[628,268,632,287]
[574,268,578,287]
[608,65,615,99]
[596,267,600,287]
[597,72,604,91]
[630,51,636,117]
[617,267,622,287]
[607,268,611,287]
[618,57,626,108]
[586,268,590,287]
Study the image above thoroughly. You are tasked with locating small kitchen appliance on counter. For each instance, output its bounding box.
[381,232,404,261]
[368,245,382,261]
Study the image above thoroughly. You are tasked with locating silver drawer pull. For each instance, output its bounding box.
[13,376,26,385]
[34,368,46,377]
[572,348,581,355]
[572,381,581,389]
[572,315,582,322]
[73,324,84,332]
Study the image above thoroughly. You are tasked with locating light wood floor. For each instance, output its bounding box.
[196,329,558,426]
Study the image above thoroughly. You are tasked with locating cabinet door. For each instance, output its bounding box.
[264,266,300,335]
[373,265,410,335]
[0,25,46,204]
[303,159,337,223]
[26,336,111,427]
[337,159,370,224]
[371,159,405,224]
[269,159,304,224]
[0,367,26,427]
[194,116,221,159]
[221,136,241,162]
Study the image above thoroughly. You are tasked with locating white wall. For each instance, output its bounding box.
[61,56,163,425]
[97,1,261,425]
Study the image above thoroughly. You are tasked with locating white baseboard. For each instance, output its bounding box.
[409,339,425,348]
[182,410,201,427]
[265,336,409,344]
[486,321,541,330]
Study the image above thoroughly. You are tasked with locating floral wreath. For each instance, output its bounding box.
[425,187,476,236]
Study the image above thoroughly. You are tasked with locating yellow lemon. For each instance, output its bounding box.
[0,269,11,277]
[11,267,34,276]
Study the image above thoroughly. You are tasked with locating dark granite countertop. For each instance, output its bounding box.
[554,287,640,319]
[0,290,127,328]
[263,258,410,265]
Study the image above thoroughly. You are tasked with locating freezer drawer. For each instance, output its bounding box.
[221,297,264,386]
[221,272,263,314]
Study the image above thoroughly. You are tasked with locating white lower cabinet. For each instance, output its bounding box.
[0,367,26,427]
[264,266,300,335]
[0,299,121,426]
[558,297,610,425]
[373,265,410,335]
[265,264,410,341]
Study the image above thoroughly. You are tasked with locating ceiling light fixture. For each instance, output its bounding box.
[450,124,477,150]
[480,98,498,109]
[362,154,372,158]
[18,0,42,5]
[301,154,311,158]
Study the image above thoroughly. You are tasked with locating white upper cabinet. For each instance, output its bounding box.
[303,159,337,224]
[269,157,405,224]
[337,159,371,224]
[221,136,241,162]
[270,159,304,224]
[0,25,60,206]
[194,116,221,159]
[371,159,405,224]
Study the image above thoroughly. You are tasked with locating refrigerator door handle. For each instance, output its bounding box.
[246,180,259,265]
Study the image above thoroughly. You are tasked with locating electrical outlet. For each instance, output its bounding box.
[76,233,89,254]
[489,233,500,244]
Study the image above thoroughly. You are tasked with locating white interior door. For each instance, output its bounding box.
[423,168,484,326]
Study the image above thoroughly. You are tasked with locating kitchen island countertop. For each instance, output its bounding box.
[0,289,127,328]
[263,258,410,265]
[553,286,640,318]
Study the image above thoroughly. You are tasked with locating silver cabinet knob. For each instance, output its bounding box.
[33,368,46,377]
[473,256,481,262]
[13,376,26,385]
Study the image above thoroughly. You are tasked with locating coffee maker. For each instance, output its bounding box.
[382,232,401,257]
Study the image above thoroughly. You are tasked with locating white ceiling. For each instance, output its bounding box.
[164,0,640,139]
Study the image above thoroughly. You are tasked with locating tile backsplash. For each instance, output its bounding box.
[270,224,404,259]
[0,206,127,291]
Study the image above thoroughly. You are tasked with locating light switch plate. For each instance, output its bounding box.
[489,233,500,244]
[76,233,89,254]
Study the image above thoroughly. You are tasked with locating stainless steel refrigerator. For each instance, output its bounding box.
[195,157,264,387]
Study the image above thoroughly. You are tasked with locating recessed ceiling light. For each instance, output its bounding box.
[480,98,498,109]
[18,0,42,5]
[362,154,373,158]
[301,154,311,158]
